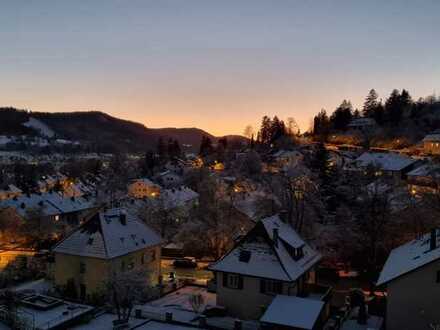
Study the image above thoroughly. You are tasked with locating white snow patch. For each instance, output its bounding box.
[23,117,55,137]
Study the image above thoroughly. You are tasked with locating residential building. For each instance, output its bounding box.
[423,133,440,155]
[271,150,304,172]
[406,163,440,195]
[347,118,377,133]
[53,208,163,300]
[0,192,97,235]
[208,214,329,321]
[0,184,22,200]
[377,228,440,330]
[156,171,183,188]
[347,152,419,182]
[128,178,161,199]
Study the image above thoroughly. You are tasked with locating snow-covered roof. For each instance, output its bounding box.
[161,186,199,210]
[0,184,22,194]
[348,118,376,127]
[0,192,95,218]
[423,134,440,142]
[407,163,440,178]
[209,214,321,281]
[354,152,417,171]
[377,229,440,286]
[130,178,157,186]
[53,207,162,259]
[260,295,324,329]
[272,150,303,158]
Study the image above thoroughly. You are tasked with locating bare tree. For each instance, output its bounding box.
[270,165,324,234]
[243,125,254,139]
[286,117,300,136]
[189,293,205,314]
[106,270,152,323]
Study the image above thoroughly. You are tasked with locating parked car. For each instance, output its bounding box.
[173,257,197,268]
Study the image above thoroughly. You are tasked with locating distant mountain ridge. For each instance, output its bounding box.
[0,108,245,153]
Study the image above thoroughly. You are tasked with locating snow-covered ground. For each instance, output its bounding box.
[13,278,53,293]
[72,313,146,330]
[23,117,55,137]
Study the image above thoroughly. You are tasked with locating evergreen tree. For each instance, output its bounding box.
[385,89,403,125]
[141,150,156,176]
[199,136,214,156]
[330,100,353,130]
[313,109,330,140]
[362,89,379,118]
[259,116,272,145]
[372,101,385,125]
[156,137,166,159]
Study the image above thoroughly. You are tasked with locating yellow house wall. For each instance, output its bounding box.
[128,182,161,199]
[387,259,440,330]
[424,141,440,155]
[54,245,161,297]
[215,272,298,320]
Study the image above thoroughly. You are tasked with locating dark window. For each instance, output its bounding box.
[79,262,86,274]
[223,273,243,289]
[239,250,251,263]
[260,279,283,295]
[436,270,440,283]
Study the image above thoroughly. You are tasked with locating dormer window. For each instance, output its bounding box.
[293,247,304,261]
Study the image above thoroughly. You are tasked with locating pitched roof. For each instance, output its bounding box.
[130,178,157,186]
[161,186,199,209]
[0,192,95,218]
[407,163,440,178]
[208,215,321,281]
[354,152,417,171]
[423,134,440,142]
[53,207,162,259]
[348,118,376,127]
[260,295,324,329]
[377,229,440,286]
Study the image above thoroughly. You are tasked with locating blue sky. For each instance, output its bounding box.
[1,0,439,135]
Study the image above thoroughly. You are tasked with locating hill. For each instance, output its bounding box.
[0,108,245,153]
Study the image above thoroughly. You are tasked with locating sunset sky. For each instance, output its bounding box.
[1,0,439,136]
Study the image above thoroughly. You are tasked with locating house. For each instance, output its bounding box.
[0,192,97,237]
[156,171,183,188]
[208,214,329,321]
[347,152,419,182]
[422,133,440,155]
[347,118,377,133]
[37,173,69,193]
[406,163,440,195]
[161,186,199,211]
[128,178,161,199]
[0,184,22,200]
[377,228,440,330]
[53,208,163,300]
[271,150,304,171]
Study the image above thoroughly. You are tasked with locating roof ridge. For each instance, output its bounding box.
[99,212,110,259]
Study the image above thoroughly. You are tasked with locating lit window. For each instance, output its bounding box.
[54,215,60,222]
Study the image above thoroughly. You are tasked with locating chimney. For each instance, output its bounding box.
[273,228,279,248]
[120,213,127,226]
[279,210,288,223]
[430,229,437,251]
